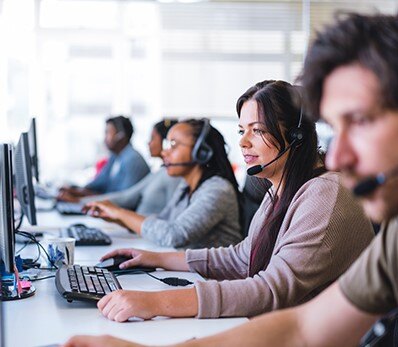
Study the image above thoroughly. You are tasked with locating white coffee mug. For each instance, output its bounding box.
[42,237,76,268]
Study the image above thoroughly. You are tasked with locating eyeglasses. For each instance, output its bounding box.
[162,138,192,151]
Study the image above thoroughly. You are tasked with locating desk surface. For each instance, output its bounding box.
[5,210,247,346]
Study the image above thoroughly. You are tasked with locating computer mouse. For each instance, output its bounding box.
[95,256,156,273]
[95,256,131,271]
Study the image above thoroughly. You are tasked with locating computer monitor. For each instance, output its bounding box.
[27,118,39,183]
[0,144,16,274]
[0,144,36,301]
[14,133,37,226]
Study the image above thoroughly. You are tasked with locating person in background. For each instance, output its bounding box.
[58,115,150,202]
[64,12,398,347]
[79,81,373,325]
[84,118,243,249]
[80,119,182,216]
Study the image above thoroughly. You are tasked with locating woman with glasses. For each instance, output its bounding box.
[84,118,242,249]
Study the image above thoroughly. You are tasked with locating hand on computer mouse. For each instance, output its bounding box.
[100,248,161,269]
[95,256,132,271]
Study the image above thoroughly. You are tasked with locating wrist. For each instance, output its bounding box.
[155,288,198,318]
[155,252,166,268]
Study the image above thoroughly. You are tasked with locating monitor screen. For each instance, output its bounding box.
[27,118,39,183]
[14,133,37,226]
[0,144,16,274]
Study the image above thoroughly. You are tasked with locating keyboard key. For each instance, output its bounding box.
[61,225,112,246]
[55,265,122,302]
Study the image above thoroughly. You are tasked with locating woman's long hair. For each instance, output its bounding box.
[236,80,324,277]
[181,118,243,230]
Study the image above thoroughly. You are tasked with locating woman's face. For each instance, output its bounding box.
[161,123,197,177]
[238,100,288,184]
[148,129,163,158]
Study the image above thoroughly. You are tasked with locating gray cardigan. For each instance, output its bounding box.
[141,176,242,249]
[186,172,374,318]
[81,168,181,215]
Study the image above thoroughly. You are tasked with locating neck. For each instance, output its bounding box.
[268,170,285,197]
[113,142,128,155]
[184,166,204,193]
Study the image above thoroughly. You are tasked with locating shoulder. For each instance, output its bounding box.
[385,218,398,255]
[124,145,144,160]
[197,176,235,194]
[292,171,342,203]
[299,171,340,193]
[286,172,346,217]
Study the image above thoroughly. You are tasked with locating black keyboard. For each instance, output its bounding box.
[56,202,85,215]
[61,224,112,246]
[55,265,122,302]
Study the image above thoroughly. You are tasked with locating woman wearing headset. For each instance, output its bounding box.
[84,80,374,325]
[84,119,242,249]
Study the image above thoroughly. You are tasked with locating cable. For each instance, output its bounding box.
[29,275,55,282]
[115,270,193,287]
[14,212,24,230]
[145,272,193,287]
[15,231,59,270]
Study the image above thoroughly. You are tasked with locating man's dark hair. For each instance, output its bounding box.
[300,12,398,120]
[106,115,134,141]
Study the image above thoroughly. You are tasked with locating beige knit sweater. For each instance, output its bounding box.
[186,172,374,318]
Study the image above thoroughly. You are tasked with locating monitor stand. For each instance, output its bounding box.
[0,281,36,301]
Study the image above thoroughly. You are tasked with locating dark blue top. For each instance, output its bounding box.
[85,144,150,194]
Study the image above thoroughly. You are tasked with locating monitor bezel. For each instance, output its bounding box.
[0,144,16,274]
[14,133,37,226]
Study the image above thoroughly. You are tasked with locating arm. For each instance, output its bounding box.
[174,283,379,347]
[63,283,379,347]
[97,287,199,321]
[186,240,251,280]
[79,173,154,209]
[83,201,146,233]
[100,248,190,271]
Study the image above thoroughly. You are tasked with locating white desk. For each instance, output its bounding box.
[5,211,248,346]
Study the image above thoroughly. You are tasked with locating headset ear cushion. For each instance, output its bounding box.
[288,128,305,146]
[195,143,214,164]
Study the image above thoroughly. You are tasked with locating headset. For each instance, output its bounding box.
[247,108,305,176]
[191,118,214,165]
[287,107,305,147]
[163,118,214,167]
[112,117,127,142]
[353,166,398,197]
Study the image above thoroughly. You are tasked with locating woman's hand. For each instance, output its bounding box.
[100,248,162,269]
[83,200,123,221]
[97,290,161,322]
[63,334,145,347]
[84,201,145,233]
[57,190,80,203]
[98,288,198,322]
